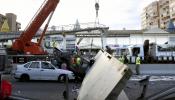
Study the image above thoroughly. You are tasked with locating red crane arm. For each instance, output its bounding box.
[12,0,60,54]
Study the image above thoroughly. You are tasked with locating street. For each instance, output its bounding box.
[2,74,175,100]
[11,81,79,100]
[1,64,175,100]
[128,64,175,75]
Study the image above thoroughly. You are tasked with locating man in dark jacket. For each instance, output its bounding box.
[106,46,113,55]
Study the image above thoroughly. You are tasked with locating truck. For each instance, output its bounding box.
[113,41,175,63]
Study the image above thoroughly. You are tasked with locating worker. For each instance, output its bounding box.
[123,54,129,64]
[70,55,76,70]
[52,40,57,48]
[61,63,67,70]
[135,55,141,75]
[105,46,113,55]
[118,56,124,64]
[76,56,81,67]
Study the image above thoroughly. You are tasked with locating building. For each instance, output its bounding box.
[141,0,171,30]
[0,14,7,30]
[170,0,175,24]
[141,1,159,30]
[159,0,170,29]
[0,13,21,32]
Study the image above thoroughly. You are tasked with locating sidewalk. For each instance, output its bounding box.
[125,79,175,100]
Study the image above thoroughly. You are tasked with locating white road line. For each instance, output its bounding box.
[130,75,175,81]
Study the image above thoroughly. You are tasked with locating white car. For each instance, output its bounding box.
[12,61,75,81]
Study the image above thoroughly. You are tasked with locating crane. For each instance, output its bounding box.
[12,0,60,54]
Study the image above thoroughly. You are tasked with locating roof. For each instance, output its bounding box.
[79,44,101,49]
[143,27,169,34]
[108,30,142,34]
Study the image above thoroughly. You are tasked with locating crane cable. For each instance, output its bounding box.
[90,0,100,53]
[95,0,100,25]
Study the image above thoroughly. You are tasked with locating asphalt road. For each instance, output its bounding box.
[11,81,79,100]
[2,74,175,100]
[128,64,175,75]
[2,63,175,100]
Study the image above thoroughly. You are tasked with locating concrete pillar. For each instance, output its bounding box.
[100,29,108,49]
[62,36,66,50]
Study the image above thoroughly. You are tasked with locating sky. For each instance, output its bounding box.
[0,0,157,30]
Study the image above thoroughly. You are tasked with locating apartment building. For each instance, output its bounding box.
[170,0,175,24]
[0,14,7,30]
[159,0,170,29]
[141,0,171,30]
[0,13,21,32]
[141,1,159,30]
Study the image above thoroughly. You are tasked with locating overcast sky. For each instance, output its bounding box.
[0,0,156,30]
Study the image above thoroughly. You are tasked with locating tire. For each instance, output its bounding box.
[58,74,68,82]
[20,74,30,82]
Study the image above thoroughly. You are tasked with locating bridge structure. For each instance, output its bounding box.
[0,22,109,41]
[1,22,175,48]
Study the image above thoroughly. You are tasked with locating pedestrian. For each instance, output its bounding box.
[135,55,141,75]
[61,63,67,70]
[71,55,76,66]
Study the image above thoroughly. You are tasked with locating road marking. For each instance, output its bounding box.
[130,75,175,81]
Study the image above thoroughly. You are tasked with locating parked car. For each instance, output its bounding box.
[12,61,75,82]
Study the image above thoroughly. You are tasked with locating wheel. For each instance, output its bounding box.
[20,74,30,82]
[58,74,68,82]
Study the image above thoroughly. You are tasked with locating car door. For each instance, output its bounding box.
[27,61,41,80]
[40,61,57,80]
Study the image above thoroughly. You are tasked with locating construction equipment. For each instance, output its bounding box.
[12,0,60,55]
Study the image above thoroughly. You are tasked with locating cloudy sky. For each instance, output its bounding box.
[0,0,157,30]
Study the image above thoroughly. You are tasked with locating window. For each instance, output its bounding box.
[41,62,54,69]
[29,62,40,68]
[161,14,163,17]
[116,48,129,56]
[158,45,175,51]
[44,41,52,49]
[132,47,140,56]
[164,22,166,25]
[163,8,166,11]
[24,62,31,68]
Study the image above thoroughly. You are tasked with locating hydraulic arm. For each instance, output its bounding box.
[12,0,60,54]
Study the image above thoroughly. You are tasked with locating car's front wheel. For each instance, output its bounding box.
[58,74,68,82]
[20,74,30,82]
